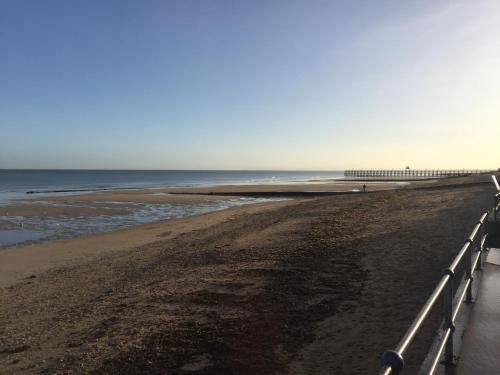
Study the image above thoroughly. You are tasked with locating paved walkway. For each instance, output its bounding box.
[455,248,500,375]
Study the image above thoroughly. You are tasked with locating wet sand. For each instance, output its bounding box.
[36,181,401,203]
[0,205,131,218]
[44,191,238,204]
[0,219,19,230]
[0,180,400,222]
[0,201,293,288]
[0,178,495,374]
[163,181,401,194]
[30,180,403,198]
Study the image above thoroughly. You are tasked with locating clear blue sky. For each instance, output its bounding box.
[1,0,499,169]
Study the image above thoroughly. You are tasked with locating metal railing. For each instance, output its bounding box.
[379,175,500,375]
[493,176,500,220]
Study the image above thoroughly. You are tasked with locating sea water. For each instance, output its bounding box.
[0,170,343,197]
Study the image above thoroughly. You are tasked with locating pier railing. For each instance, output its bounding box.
[344,169,490,179]
[378,175,499,375]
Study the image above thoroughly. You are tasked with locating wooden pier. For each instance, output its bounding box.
[344,169,490,179]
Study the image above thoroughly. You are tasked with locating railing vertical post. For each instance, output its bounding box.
[465,240,474,303]
[443,273,455,365]
[478,224,485,270]
[492,196,495,218]
[495,193,499,220]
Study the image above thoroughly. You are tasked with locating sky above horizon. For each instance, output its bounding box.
[1,1,499,170]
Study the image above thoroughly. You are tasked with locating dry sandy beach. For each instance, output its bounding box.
[0,176,495,374]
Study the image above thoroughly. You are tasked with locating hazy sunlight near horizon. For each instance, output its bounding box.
[1,1,499,170]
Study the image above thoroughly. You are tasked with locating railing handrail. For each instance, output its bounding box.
[395,276,450,355]
[379,178,497,375]
[493,176,500,217]
[492,175,500,191]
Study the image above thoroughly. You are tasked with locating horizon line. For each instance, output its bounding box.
[0,168,497,172]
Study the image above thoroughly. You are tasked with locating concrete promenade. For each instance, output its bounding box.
[455,248,500,375]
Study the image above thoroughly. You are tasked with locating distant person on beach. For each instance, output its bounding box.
[363,184,366,192]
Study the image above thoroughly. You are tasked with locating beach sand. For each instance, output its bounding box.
[0,177,495,374]
[36,180,402,201]
[0,180,401,222]
[0,200,293,288]
[162,181,401,194]
[26,181,402,205]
